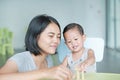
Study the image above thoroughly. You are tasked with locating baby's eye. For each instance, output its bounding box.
[74,38,78,40]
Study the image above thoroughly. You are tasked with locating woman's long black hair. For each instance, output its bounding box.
[25,14,61,56]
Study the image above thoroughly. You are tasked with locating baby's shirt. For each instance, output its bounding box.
[8,51,53,72]
[67,48,96,73]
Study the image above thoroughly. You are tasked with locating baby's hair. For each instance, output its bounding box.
[63,23,84,35]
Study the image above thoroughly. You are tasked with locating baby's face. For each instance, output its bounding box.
[64,28,85,53]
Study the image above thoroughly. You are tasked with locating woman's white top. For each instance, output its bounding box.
[67,48,96,73]
[8,51,53,72]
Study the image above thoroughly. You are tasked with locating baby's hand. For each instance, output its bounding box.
[77,60,89,72]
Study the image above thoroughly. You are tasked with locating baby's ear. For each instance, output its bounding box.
[62,56,68,67]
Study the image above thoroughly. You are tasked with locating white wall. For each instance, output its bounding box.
[0,0,106,49]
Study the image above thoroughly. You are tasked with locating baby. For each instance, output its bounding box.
[63,23,96,73]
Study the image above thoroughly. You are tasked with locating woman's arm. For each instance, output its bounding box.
[0,58,73,80]
[0,69,47,80]
[0,60,43,80]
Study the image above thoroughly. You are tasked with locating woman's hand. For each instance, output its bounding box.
[45,57,73,80]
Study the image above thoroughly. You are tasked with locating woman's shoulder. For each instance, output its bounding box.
[11,51,31,57]
[7,51,36,72]
[8,51,32,62]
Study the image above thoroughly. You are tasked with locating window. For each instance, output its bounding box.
[106,0,120,51]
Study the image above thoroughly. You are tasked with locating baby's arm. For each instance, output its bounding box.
[79,49,95,71]
[85,49,95,65]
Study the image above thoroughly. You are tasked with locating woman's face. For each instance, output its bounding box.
[37,22,61,55]
[64,28,85,53]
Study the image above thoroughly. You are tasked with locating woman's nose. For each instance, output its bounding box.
[53,37,59,44]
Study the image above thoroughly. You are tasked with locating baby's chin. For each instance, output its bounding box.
[72,50,80,53]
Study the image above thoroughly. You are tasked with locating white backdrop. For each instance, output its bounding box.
[0,0,106,49]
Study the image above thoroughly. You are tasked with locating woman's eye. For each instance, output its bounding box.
[49,35,54,38]
[57,35,61,39]
[57,37,61,39]
[67,41,71,43]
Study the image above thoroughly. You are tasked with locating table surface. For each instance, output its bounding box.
[80,73,120,80]
[42,72,120,80]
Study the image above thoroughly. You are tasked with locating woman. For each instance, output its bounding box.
[0,14,72,80]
